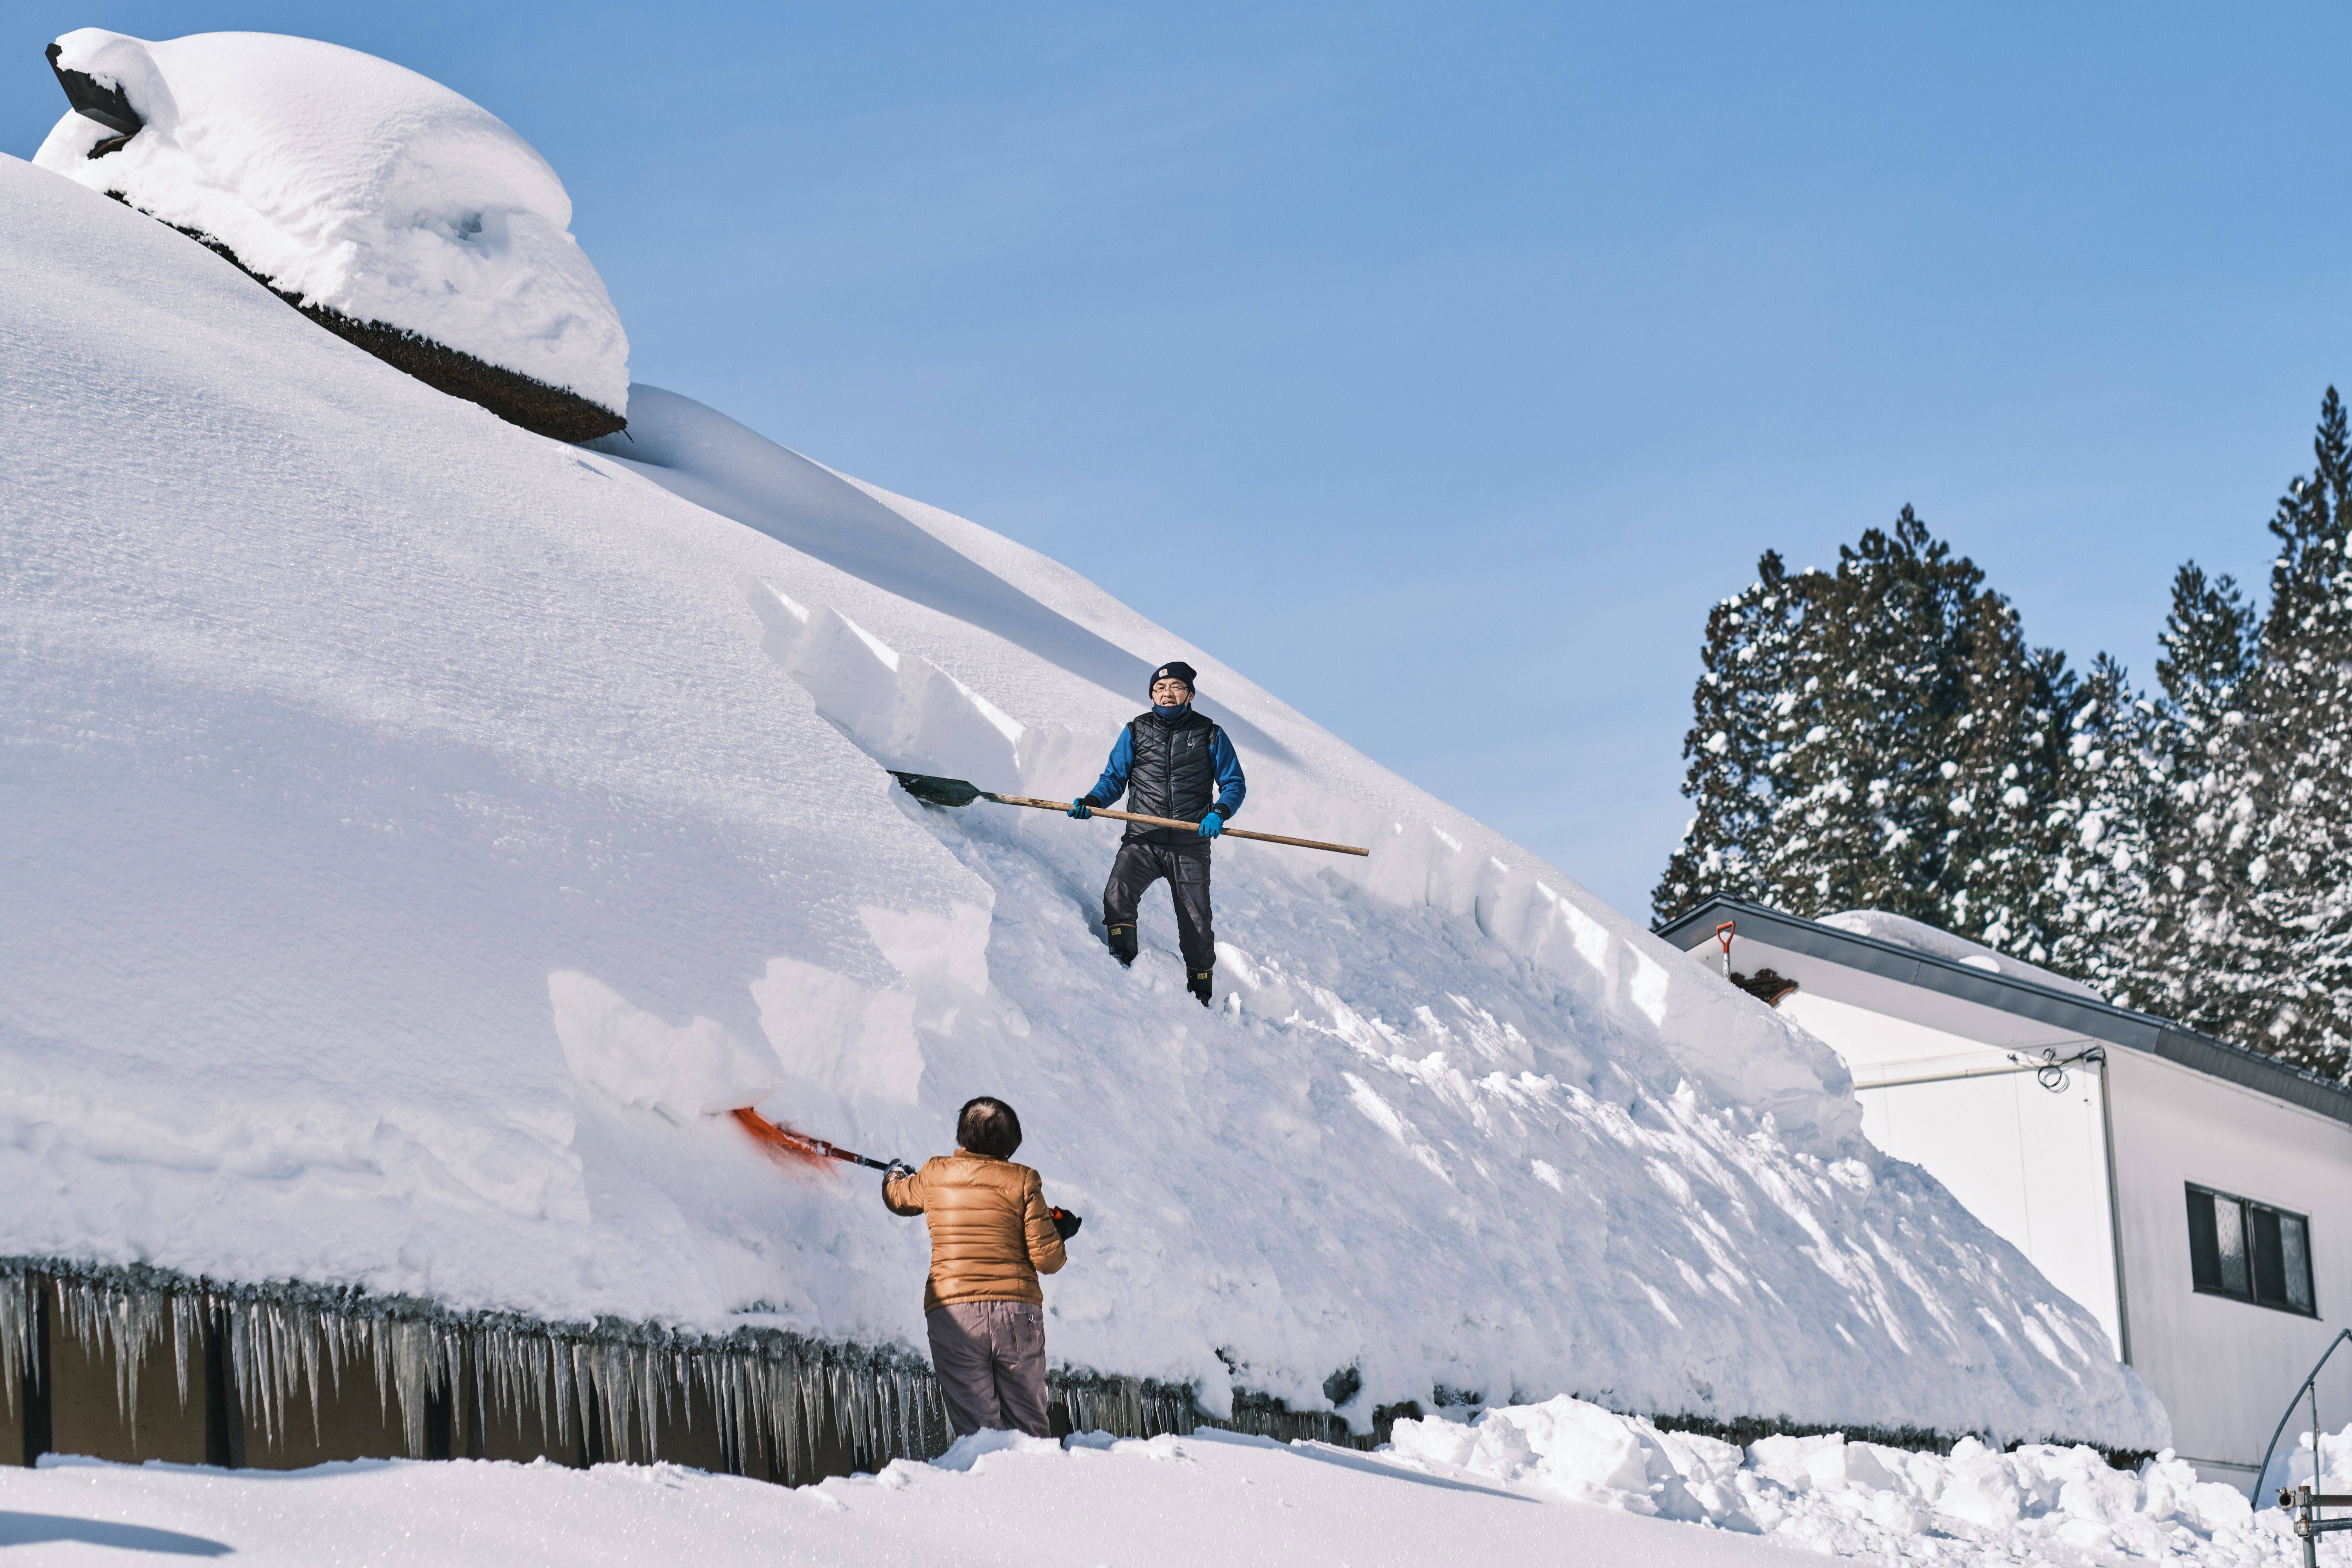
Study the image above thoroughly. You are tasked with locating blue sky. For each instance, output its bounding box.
[13,2,2350,919]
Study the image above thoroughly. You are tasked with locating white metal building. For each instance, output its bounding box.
[1658,894,2352,1486]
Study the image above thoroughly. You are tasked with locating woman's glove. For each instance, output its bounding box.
[1198,811,1224,838]
[1067,799,1093,819]
[1050,1207,1083,1240]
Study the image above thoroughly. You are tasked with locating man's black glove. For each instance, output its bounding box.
[881,1159,915,1192]
[1050,1206,1083,1240]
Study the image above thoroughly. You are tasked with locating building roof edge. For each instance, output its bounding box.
[1655,894,2352,1128]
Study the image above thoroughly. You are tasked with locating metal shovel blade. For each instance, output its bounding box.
[889,771,982,807]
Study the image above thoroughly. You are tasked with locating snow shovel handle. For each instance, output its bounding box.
[984,793,1369,857]
[733,1109,900,1170]
[815,1142,896,1171]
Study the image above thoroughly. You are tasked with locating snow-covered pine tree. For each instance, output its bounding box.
[1966,645,2078,965]
[1655,507,2072,961]
[1652,551,1822,917]
[2033,654,2162,1003]
[2155,565,2260,737]
[2175,390,2352,1074]
[2105,564,2260,1020]
[1658,393,2352,1057]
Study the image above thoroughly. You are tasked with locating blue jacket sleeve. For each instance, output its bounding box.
[1208,730,1246,822]
[1080,727,1132,808]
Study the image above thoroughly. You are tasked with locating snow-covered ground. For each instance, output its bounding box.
[3,29,2157,1450]
[4,1404,2346,1568]
[34,29,626,416]
[0,1435,1801,1568]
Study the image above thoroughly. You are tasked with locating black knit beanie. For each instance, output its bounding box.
[1150,661,1198,694]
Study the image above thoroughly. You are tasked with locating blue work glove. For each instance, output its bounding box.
[1067,799,1093,819]
[1198,811,1224,838]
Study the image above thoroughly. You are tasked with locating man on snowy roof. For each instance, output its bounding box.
[1067,660,1246,1006]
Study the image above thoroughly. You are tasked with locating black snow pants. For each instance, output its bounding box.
[1103,838,1215,972]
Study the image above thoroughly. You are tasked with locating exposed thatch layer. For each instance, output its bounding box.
[104,195,624,443]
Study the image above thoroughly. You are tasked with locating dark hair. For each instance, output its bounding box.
[956,1096,1023,1159]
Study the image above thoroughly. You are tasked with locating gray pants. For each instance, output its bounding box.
[925,1300,1050,1439]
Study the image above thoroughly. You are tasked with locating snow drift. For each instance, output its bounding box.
[0,147,2164,1452]
[33,28,627,439]
[1384,1396,2270,1562]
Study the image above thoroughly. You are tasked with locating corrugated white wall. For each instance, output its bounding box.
[2108,1048,2352,1482]
[1779,991,2121,1360]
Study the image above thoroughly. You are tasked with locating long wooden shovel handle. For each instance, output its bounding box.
[984,793,1369,857]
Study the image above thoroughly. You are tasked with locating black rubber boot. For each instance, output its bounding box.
[1188,969,1214,1007]
[1107,924,1138,967]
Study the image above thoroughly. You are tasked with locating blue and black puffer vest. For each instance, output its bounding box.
[1123,708,1222,845]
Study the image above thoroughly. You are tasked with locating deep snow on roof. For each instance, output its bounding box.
[0,149,2162,1449]
[34,29,627,416]
[1819,910,2106,1000]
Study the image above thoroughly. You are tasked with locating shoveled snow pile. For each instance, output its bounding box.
[33,29,627,418]
[5,1412,2345,1568]
[1819,909,2106,1000]
[2264,1420,2352,1500]
[1382,1395,2324,1564]
[0,148,2164,1449]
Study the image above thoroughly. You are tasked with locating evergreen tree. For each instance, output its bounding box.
[1658,389,2352,1080]
[2105,565,2259,1020]
[1655,507,2069,959]
[2154,565,2258,736]
[2175,390,2352,1073]
[1966,645,2078,963]
[2036,654,2162,1003]
[1652,551,1821,916]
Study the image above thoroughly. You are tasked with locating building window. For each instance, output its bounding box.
[2187,1185,2316,1315]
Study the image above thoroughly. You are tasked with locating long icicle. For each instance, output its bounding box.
[0,1257,1361,1482]
[0,1266,28,1424]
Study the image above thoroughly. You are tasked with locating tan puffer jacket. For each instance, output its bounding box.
[883,1150,1067,1312]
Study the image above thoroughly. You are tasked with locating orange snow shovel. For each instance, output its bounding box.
[735,1108,1085,1236]
[889,772,1369,857]
[733,1108,899,1171]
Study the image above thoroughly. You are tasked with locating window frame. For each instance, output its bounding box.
[2186,1182,2318,1318]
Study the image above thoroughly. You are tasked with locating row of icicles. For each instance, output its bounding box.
[0,1259,1241,1480]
